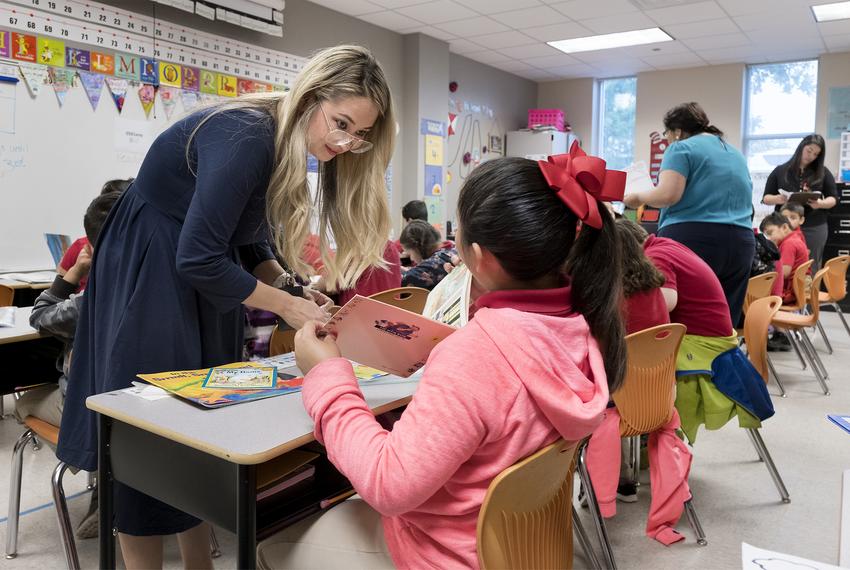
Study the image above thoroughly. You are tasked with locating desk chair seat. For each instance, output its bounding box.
[369,287,429,314]
[778,260,814,314]
[772,269,830,396]
[477,439,599,570]
[0,284,13,307]
[810,256,850,352]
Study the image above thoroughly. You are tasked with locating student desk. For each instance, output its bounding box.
[0,307,41,345]
[0,278,51,290]
[87,376,419,569]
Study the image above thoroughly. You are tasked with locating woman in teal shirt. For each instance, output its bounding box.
[624,102,755,326]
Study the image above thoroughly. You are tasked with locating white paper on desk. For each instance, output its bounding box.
[126,382,171,401]
[742,542,841,570]
[623,161,655,195]
[2,271,56,283]
[0,307,14,328]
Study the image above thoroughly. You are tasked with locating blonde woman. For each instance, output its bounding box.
[56,45,395,570]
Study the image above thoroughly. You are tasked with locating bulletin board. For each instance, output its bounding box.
[0,0,306,271]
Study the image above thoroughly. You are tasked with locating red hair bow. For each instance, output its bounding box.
[537,141,626,229]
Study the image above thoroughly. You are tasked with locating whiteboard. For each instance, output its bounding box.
[0,75,172,271]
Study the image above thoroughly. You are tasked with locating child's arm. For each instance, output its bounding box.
[298,328,502,517]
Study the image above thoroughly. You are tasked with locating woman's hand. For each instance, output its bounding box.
[623,193,643,209]
[763,194,787,206]
[304,287,334,310]
[808,198,823,209]
[295,321,341,375]
[278,294,331,329]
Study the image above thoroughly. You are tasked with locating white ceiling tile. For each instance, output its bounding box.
[621,39,691,57]
[516,68,559,80]
[494,60,537,72]
[644,1,727,25]
[663,18,740,39]
[489,6,569,28]
[369,0,434,7]
[733,7,815,32]
[454,0,544,14]
[434,16,510,36]
[310,0,384,16]
[449,38,487,53]
[523,53,583,68]
[744,31,823,52]
[824,34,850,52]
[595,60,655,77]
[714,0,816,17]
[464,50,514,64]
[358,10,424,30]
[818,19,850,37]
[521,21,593,41]
[681,31,752,50]
[579,12,658,34]
[413,26,458,40]
[698,46,767,65]
[497,43,564,59]
[640,51,706,68]
[548,0,639,20]
[395,1,478,24]
[466,30,537,49]
[547,63,598,78]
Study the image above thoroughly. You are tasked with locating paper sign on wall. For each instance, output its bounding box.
[420,119,444,136]
[140,58,159,84]
[827,86,850,140]
[424,196,444,225]
[218,74,237,97]
[159,62,181,87]
[114,119,153,154]
[66,48,91,71]
[37,38,64,67]
[91,52,115,75]
[182,66,200,91]
[12,33,36,62]
[0,30,9,58]
[200,70,218,94]
[425,134,443,166]
[116,54,140,80]
[424,165,442,197]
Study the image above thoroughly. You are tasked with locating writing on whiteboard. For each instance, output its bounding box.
[0,143,28,177]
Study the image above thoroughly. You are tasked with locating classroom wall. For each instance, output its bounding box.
[816,51,850,174]
[444,53,538,226]
[536,77,595,151]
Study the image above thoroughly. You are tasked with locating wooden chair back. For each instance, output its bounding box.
[477,439,579,570]
[612,324,686,438]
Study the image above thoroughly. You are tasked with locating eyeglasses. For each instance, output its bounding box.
[320,104,373,154]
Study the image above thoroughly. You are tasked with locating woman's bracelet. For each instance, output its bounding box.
[272,272,304,298]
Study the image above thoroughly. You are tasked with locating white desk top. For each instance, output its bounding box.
[0,271,55,290]
[87,375,420,465]
[0,307,42,345]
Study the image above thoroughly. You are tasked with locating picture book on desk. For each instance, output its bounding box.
[422,264,472,327]
[327,295,456,377]
[137,362,303,409]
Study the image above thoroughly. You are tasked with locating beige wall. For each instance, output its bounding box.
[816,52,850,174]
[537,78,595,150]
[634,64,745,165]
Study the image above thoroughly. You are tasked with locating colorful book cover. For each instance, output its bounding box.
[37,38,64,67]
[140,58,159,85]
[217,74,237,97]
[203,365,277,389]
[116,53,140,81]
[91,52,115,75]
[12,33,37,62]
[326,295,456,377]
[423,264,472,327]
[137,362,303,409]
[0,30,9,58]
[200,70,217,94]
[66,48,91,71]
[182,66,200,91]
[44,234,72,265]
[159,61,181,87]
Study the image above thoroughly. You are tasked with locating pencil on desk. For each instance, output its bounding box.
[319,489,356,509]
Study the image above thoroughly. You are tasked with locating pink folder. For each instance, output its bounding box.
[327,295,456,377]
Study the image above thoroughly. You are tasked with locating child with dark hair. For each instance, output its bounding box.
[615,219,669,334]
[401,199,428,222]
[399,220,456,290]
[779,202,808,249]
[57,178,132,291]
[16,190,122,539]
[760,213,810,306]
[258,147,628,567]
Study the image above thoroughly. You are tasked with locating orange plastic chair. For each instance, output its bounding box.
[772,268,830,395]
[743,296,784,396]
[369,287,429,314]
[0,285,13,307]
[744,272,777,315]
[477,440,597,570]
[778,260,814,313]
[812,255,850,349]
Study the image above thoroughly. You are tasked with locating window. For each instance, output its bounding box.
[743,60,819,217]
[597,77,637,170]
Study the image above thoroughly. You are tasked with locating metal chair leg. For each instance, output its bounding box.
[834,303,850,337]
[576,442,617,570]
[800,329,829,380]
[789,332,830,395]
[787,330,808,370]
[748,429,791,503]
[815,319,834,354]
[766,356,787,398]
[6,430,34,559]
[0,394,5,419]
[52,462,81,570]
[683,498,707,546]
[630,435,640,486]
[86,471,96,491]
[209,526,221,559]
[573,507,602,570]
[30,434,41,452]
[746,427,764,462]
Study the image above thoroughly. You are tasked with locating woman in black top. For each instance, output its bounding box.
[762,134,837,272]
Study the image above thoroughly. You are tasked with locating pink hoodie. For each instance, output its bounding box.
[302,288,610,569]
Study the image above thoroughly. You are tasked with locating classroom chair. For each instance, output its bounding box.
[811,255,850,351]
[736,272,777,340]
[369,287,429,314]
[741,296,792,502]
[477,439,601,570]
[772,268,830,396]
[6,416,81,569]
[778,260,814,314]
[0,284,13,307]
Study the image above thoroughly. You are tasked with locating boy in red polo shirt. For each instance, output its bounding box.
[779,202,808,250]
[760,213,810,306]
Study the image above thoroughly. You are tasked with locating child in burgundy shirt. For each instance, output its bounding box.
[760,213,810,305]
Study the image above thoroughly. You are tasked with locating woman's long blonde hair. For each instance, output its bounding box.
[188,45,394,290]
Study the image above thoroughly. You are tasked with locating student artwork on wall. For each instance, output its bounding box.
[827,86,850,140]
[424,165,442,197]
[0,0,307,119]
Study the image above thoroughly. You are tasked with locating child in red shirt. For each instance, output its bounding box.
[779,202,808,251]
[760,213,810,305]
[615,219,670,334]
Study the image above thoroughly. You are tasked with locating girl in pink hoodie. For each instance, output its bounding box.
[257,151,627,569]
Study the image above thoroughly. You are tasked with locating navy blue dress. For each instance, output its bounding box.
[57,108,276,535]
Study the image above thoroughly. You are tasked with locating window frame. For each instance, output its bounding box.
[595,75,637,169]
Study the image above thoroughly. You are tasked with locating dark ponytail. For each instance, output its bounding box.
[663,102,723,139]
[458,157,626,392]
[400,219,441,260]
